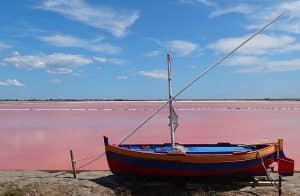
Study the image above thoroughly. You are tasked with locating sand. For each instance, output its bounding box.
[0,170,299,195]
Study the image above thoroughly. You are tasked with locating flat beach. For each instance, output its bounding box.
[0,171,299,195]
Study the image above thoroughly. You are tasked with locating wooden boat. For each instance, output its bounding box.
[104,137,294,177]
[104,14,294,178]
[104,54,294,178]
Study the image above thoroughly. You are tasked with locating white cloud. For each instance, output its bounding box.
[94,57,107,63]
[40,34,121,54]
[236,59,300,73]
[280,1,300,13]
[47,67,73,74]
[197,0,216,7]
[272,8,300,34]
[212,33,300,73]
[263,59,300,72]
[2,52,92,74]
[94,57,127,65]
[209,4,253,18]
[226,55,262,66]
[153,39,197,56]
[109,58,128,65]
[237,1,300,35]
[181,0,253,18]
[49,78,61,84]
[137,70,168,80]
[45,53,92,65]
[181,0,300,36]
[40,34,84,47]
[0,42,12,50]
[3,51,46,69]
[208,34,296,55]
[276,23,300,34]
[46,53,92,74]
[188,65,198,69]
[144,50,161,57]
[180,0,300,74]
[117,76,128,80]
[224,54,300,73]
[179,0,217,7]
[166,40,197,56]
[0,79,24,87]
[38,0,139,37]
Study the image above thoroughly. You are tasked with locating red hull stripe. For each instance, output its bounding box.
[106,151,275,174]
[107,155,274,177]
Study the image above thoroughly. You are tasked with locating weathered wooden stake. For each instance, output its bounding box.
[278,175,282,196]
[70,150,77,179]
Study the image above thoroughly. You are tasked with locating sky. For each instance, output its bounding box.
[1,0,300,99]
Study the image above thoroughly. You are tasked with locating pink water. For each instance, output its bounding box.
[0,101,299,170]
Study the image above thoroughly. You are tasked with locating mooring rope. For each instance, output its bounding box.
[256,151,280,189]
[76,152,106,170]
[52,152,106,178]
[66,102,170,171]
[76,153,105,163]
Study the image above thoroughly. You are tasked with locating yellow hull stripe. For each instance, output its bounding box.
[105,143,276,163]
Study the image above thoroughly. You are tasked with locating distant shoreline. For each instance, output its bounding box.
[0,98,300,102]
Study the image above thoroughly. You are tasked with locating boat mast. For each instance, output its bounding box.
[167,54,175,149]
[116,13,284,146]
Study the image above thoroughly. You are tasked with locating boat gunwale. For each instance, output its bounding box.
[105,142,277,163]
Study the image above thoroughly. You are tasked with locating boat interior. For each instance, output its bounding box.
[118,143,269,154]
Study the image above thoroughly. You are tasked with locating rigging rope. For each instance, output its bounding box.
[117,12,285,147]
[173,13,284,99]
[66,12,285,171]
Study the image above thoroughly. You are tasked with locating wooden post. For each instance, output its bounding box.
[278,175,282,196]
[70,150,77,179]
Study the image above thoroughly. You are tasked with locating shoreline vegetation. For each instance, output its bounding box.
[0,98,300,102]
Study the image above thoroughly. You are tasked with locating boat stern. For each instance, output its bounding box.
[277,139,294,176]
[278,157,294,176]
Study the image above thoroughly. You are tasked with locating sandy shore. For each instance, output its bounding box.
[0,171,299,195]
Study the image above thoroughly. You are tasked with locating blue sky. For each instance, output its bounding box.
[1,0,300,99]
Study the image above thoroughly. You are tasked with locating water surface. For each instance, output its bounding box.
[0,101,299,170]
